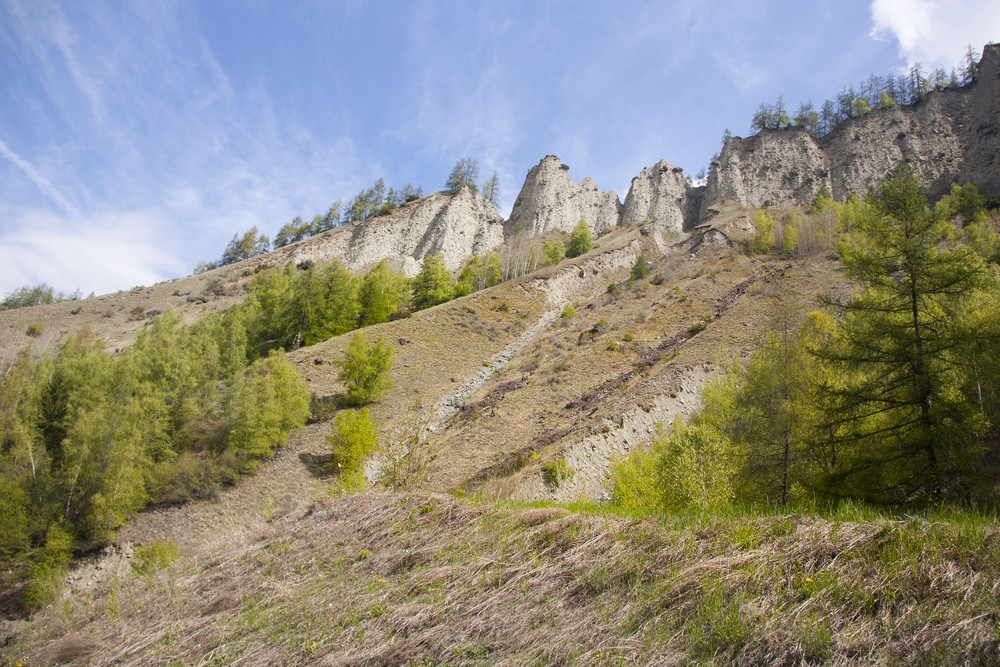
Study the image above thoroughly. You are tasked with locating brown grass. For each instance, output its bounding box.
[6,494,1000,666]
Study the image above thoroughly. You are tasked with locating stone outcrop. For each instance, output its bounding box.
[702,130,830,214]
[246,186,504,277]
[961,43,1000,193]
[620,160,701,232]
[505,156,621,239]
[700,43,1000,214]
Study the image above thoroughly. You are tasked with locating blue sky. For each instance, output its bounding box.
[1,0,997,296]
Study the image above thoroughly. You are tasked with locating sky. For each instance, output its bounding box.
[0,0,997,296]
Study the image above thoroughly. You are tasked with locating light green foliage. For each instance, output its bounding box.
[964,219,999,263]
[819,166,993,501]
[782,213,800,257]
[608,446,660,514]
[227,352,310,470]
[220,226,270,266]
[560,304,577,318]
[0,478,30,558]
[284,261,360,346]
[132,540,181,575]
[542,458,575,488]
[328,408,378,487]
[25,522,73,610]
[337,334,394,407]
[358,260,409,325]
[879,91,897,108]
[455,252,502,297]
[543,240,565,265]
[412,253,455,311]
[630,255,650,281]
[809,185,835,214]
[935,182,988,224]
[566,218,593,258]
[656,418,734,511]
[750,211,777,254]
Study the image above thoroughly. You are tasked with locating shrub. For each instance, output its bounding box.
[607,283,621,297]
[380,417,436,491]
[25,323,42,337]
[338,334,394,406]
[542,457,575,488]
[25,523,73,610]
[560,304,577,318]
[566,218,593,258]
[132,540,181,575]
[630,255,650,281]
[750,211,777,254]
[544,240,566,265]
[328,408,379,487]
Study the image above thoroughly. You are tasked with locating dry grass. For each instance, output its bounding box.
[5,494,1000,666]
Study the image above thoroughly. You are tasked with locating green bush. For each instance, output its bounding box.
[25,523,73,610]
[132,540,181,575]
[328,408,379,489]
[544,240,565,265]
[630,255,650,281]
[566,218,593,258]
[337,334,394,406]
[542,457,575,488]
[560,304,577,318]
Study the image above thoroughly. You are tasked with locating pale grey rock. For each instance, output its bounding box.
[961,43,1000,193]
[505,156,621,239]
[620,160,697,232]
[701,129,831,216]
[243,186,504,277]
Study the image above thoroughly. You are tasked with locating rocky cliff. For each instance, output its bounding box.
[620,159,701,232]
[699,43,1000,214]
[246,186,504,277]
[505,156,621,239]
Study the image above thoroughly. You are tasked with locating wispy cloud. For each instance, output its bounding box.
[0,137,79,215]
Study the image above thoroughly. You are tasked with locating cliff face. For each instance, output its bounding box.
[962,43,1000,192]
[700,44,1000,213]
[247,187,505,277]
[620,160,700,232]
[702,130,830,213]
[505,156,621,239]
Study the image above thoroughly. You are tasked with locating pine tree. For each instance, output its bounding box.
[412,253,455,310]
[813,166,992,501]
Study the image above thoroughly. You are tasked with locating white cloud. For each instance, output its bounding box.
[870,0,1000,68]
[0,209,187,296]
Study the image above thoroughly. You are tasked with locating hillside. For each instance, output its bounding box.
[1,45,999,667]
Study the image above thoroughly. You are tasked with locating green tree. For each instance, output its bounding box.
[750,211,777,254]
[227,352,310,471]
[630,255,650,282]
[338,334,394,407]
[445,157,480,194]
[814,167,993,501]
[482,170,500,207]
[412,253,455,310]
[358,260,409,325]
[220,227,270,266]
[566,218,593,258]
[327,408,379,486]
[543,240,565,265]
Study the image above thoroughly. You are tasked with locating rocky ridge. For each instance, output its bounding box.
[504,155,622,239]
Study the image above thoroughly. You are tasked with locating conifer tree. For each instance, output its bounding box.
[566,218,593,258]
[412,253,455,310]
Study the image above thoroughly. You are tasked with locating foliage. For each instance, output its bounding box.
[24,522,73,610]
[542,457,575,488]
[630,255,650,282]
[543,240,565,265]
[358,260,410,325]
[750,211,777,254]
[566,218,593,258]
[132,540,181,575]
[327,408,378,486]
[481,171,500,207]
[456,253,502,297]
[227,352,311,471]
[560,304,577,318]
[749,45,983,138]
[814,166,994,502]
[337,334,394,407]
[445,157,480,194]
[1,283,81,311]
[412,253,455,311]
[220,227,271,266]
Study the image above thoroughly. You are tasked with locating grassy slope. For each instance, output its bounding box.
[6,494,999,665]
